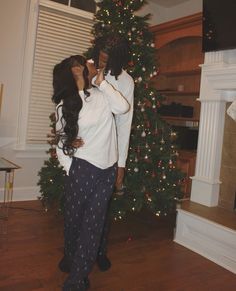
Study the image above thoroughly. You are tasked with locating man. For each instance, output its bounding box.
[92,34,134,271]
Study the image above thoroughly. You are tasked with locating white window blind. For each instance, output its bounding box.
[26,3,94,144]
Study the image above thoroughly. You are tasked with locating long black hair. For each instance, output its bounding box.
[92,34,130,79]
[52,55,89,156]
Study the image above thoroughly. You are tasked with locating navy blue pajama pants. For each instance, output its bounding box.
[63,157,117,290]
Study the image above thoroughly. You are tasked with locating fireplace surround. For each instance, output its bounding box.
[175,49,236,274]
[190,49,236,207]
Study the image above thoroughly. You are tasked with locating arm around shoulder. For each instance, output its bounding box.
[99,80,130,114]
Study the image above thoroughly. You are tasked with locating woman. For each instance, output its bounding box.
[53,55,129,291]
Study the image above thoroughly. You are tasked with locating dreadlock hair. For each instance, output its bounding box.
[52,55,90,157]
[92,34,130,79]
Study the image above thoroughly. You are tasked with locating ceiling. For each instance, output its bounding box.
[148,0,190,7]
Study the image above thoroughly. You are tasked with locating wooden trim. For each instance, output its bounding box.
[150,12,202,34]
[150,12,202,48]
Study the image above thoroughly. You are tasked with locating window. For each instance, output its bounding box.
[50,0,96,13]
[18,0,94,148]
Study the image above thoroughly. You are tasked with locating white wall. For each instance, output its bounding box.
[0,0,203,201]
[0,0,28,139]
[138,0,202,25]
[136,1,167,26]
[0,0,45,201]
[164,0,202,23]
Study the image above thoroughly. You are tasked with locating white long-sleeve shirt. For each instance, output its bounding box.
[105,70,134,167]
[56,80,129,175]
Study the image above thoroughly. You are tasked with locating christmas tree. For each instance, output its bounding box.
[88,0,184,220]
[38,0,184,219]
[38,113,66,212]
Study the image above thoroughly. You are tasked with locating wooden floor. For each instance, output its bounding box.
[0,201,236,291]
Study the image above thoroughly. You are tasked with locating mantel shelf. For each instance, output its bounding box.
[161,116,199,122]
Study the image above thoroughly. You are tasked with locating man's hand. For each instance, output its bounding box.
[94,68,105,86]
[72,138,84,148]
[71,66,85,91]
[115,167,125,190]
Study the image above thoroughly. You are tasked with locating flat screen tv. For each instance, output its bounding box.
[203,0,236,52]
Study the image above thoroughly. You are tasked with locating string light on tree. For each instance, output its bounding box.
[38,0,185,220]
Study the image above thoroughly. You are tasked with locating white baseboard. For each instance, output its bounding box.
[174,209,236,274]
[0,186,40,201]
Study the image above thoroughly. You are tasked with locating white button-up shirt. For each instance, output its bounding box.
[56,80,130,175]
[105,70,134,167]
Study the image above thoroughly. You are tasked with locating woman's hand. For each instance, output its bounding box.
[72,138,84,148]
[94,68,105,87]
[71,66,85,91]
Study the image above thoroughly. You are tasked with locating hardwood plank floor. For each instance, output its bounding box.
[0,201,235,291]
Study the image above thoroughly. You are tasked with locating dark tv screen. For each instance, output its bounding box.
[203,0,236,52]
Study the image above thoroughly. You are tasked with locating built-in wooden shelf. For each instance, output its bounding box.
[161,68,201,77]
[161,116,199,128]
[150,13,202,49]
[151,13,203,197]
[158,90,199,96]
[162,116,199,122]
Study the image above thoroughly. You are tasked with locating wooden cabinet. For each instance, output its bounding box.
[176,150,196,197]
[151,13,203,197]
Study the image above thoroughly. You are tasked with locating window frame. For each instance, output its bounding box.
[15,0,94,157]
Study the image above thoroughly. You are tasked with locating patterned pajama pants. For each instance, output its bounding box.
[63,158,117,291]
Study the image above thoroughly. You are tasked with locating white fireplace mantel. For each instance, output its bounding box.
[190,49,236,206]
[175,49,236,275]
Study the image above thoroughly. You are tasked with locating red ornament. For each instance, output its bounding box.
[145,121,149,128]
[126,236,132,242]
